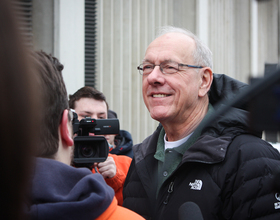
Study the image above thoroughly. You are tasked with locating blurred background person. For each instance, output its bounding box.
[0,0,42,219]
[107,109,133,158]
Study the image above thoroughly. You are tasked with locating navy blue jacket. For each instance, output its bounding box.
[110,130,133,158]
[26,158,114,220]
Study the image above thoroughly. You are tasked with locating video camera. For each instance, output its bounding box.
[72,111,119,168]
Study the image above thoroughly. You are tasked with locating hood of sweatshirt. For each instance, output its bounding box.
[26,157,114,220]
[110,130,133,158]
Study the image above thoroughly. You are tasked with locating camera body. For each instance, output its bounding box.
[72,111,119,167]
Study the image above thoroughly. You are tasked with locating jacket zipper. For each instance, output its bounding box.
[163,181,174,205]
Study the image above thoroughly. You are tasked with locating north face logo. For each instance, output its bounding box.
[189,179,203,190]
[274,193,280,210]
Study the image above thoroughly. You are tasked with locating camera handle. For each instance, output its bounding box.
[75,162,99,173]
[93,166,98,173]
[83,163,99,174]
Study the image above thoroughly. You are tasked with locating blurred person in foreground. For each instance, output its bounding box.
[122,26,280,220]
[25,51,143,220]
[0,0,42,219]
[69,86,132,205]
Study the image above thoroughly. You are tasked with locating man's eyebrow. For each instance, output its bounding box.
[142,59,174,63]
[79,111,93,114]
[142,59,152,63]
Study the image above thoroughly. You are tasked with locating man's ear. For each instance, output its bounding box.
[198,67,213,97]
[60,109,74,147]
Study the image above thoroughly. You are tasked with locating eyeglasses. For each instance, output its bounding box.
[137,61,203,75]
[68,108,75,123]
[59,108,76,124]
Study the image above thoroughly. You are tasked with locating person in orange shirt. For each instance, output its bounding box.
[69,86,132,206]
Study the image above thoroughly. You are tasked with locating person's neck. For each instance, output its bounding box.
[162,99,208,142]
[54,139,72,166]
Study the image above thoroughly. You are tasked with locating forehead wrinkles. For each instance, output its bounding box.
[144,33,196,63]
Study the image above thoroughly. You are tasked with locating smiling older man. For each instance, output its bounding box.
[123,26,280,220]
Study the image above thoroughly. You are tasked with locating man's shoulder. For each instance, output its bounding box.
[229,134,280,160]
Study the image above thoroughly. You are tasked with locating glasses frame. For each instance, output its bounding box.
[68,108,75,123]
[137,61,203,75]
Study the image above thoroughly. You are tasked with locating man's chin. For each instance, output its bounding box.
[149,110,170,122]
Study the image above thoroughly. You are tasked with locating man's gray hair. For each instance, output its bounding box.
[156,26,213,69]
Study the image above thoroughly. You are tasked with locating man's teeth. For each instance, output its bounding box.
[153,94,167,98]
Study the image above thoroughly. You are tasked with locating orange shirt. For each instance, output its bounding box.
[96,197,144,220]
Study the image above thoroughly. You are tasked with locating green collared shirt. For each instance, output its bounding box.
[154,104,215,196]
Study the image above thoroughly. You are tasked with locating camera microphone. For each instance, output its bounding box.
[178,202,204,220]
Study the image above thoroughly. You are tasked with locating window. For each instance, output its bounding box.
[11,0,33,46]
[85,0,97,88]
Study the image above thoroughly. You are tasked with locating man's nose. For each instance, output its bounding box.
[146,65,165,84]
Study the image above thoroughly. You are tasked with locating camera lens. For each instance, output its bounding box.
[81,146,95,158]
